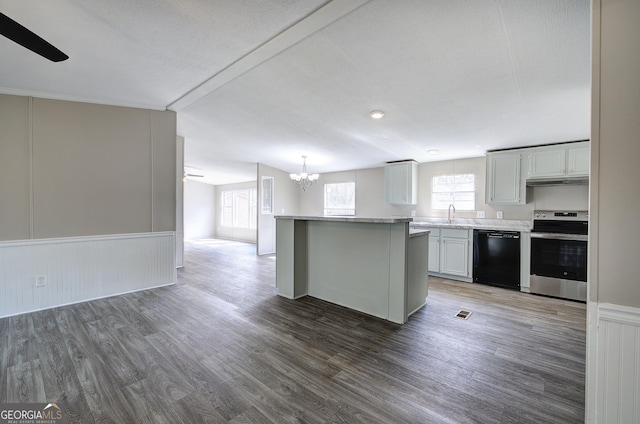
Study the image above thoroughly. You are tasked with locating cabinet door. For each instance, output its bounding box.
[486,153,523,204]
[428,237,440,273]
[385,163,409,204]
[528,148,566,178]
[441,238,469,277]
[385,162,418,205]
[567,145,590,176]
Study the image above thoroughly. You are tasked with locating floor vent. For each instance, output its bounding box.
[456,310,472,319]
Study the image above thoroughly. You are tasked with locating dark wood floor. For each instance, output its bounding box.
[0,239,586,423]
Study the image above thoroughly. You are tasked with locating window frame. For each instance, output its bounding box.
[323,182,356,216]
[431,173,476,211]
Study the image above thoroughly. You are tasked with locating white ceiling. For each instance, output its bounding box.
[1,0,590,185]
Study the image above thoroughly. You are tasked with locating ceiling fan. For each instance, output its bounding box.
[184,166,204,179]
[0,12,68,62]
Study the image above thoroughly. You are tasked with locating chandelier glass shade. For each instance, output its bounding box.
[290,155,319,191]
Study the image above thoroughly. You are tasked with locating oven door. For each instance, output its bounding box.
[530,233,587,301]
[530,234,587,281]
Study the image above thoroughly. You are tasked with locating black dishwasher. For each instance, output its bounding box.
[473,230,521,290]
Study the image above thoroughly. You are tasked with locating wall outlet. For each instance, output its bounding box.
[35,275,46,287]
[497,211,503,219]
[411,210,416,217]
[476,211,485,218]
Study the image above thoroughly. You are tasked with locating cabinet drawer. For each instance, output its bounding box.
[421,227,440,237]
[441,228,469,239]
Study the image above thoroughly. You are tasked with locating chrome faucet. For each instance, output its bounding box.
[448,204,456,224]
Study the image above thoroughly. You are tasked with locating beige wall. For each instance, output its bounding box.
[0,94,176,240]
[297,157,589,221]
[257,163,299,216]
[590,0,640,308]
[0,95,31,239]
[257,163,299,254]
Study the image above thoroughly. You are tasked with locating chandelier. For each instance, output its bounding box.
[290,155,319,191]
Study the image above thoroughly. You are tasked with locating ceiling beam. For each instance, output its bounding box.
[166,0,370,112]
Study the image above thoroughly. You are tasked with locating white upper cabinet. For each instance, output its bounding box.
[528,147,566,178]
[485,151,525,205]
[567,143,590,176]
[527,141,590,180]
[485,141,589,206]
[385,161,418,205]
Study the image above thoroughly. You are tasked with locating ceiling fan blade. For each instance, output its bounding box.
[0,13,68,62]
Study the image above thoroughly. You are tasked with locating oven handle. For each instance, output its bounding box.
[531,233,588,241]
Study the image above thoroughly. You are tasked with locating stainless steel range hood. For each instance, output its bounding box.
[526,176,589,187]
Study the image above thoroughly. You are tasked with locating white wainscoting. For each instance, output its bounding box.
[592,302,640,423]
[0,232,176,318]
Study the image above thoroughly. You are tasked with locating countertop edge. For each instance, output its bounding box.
[275,215,413,224]
[409,229,430,238]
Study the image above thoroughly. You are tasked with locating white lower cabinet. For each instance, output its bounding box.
[418,227,472,282]
[427,228,440,273]
[441,237,469,277]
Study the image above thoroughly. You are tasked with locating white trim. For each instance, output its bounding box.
[28,96,34,238]
[0,231,175,247]
[586,300,599,423]
[0,87,166,111]
[150,110,155,231]
[599,303,640,326]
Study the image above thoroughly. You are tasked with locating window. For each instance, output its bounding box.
[221,188,257,228]
[261,176,273,214]
[324,182,356,216]
[432,174,475,210]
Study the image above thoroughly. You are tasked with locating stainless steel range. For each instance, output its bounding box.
[530,210,588,302]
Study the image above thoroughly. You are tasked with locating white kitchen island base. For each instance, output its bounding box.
[275,216,429,324]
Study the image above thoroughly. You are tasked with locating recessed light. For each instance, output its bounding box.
[370,110,385,119]
[427,149,439,155]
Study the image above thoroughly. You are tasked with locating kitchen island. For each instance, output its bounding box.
[275,215,429,324]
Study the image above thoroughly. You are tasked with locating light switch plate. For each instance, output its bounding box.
[476,211,485,218]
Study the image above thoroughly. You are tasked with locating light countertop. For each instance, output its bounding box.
[410,218,530,232]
